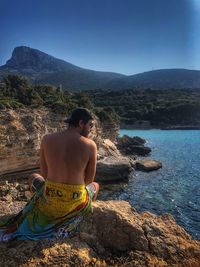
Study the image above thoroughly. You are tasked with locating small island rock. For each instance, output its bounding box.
[116,135,151,156]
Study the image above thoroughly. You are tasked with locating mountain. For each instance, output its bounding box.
[1,46,200,90]
[106,69,200,89]
[0,46,125,90]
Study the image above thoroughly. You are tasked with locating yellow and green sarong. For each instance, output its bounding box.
[0,180,92,241]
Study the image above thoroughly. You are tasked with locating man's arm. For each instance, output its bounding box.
[84,140,97,185]
[39,137,48,179]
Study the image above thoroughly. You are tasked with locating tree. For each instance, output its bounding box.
[2,74,31,104]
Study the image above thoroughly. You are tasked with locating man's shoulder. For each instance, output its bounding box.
[42,132,60,143]
[89,139,97,148]
[80,136,97,148]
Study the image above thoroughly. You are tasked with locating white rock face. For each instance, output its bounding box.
[0,108,66,175]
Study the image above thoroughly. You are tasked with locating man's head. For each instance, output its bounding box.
[64,108,94,137]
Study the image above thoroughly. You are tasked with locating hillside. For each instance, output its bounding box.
[1,75,200,128]
[107,69,200,89]
[1,46,200,90]
[0,46,125,90]
[87,88,200,128]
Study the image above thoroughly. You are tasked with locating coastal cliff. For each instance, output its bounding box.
[0,107,120,176]
[0,108,64,175]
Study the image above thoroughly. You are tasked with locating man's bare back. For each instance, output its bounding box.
[29,108,99,199]
[40,129,97,185]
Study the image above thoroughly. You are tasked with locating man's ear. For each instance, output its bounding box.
[79,120,84,128]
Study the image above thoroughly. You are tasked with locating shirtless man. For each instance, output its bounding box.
[29,107,99,200]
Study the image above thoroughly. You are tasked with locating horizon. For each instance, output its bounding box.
[0,0,200,75]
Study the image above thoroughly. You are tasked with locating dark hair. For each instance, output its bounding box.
[64,108,94,127]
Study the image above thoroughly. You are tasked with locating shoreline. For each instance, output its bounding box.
[120,126,200,130]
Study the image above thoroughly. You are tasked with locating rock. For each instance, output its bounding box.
[0,108,64,176]
[117,135,146,146]
[9,188,18,199]
[97,139,121,159]
[135,159,162,172]
[0,185,9,198]
[0,200,25,217]
[24,191,32,200]
[0,180,33,201]
[80,201,149,253]
[116,135,151,156]
[1,194,13,202]
[95,156,133,182]
[127,145,152,156]
[0,200,199,266]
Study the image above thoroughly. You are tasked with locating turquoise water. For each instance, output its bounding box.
[100,130,200,240]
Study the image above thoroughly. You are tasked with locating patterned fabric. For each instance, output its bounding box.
[0,180,92,241]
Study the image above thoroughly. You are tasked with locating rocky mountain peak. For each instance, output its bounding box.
[4,46,79,72]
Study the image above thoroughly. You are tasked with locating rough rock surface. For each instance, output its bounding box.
[95,156,133,182]
[135,159,162,172]
[0,200,199,267]
[116,135,151,156]
[97,139,121,160]
[0,180,31,202]
[0,108,66,175]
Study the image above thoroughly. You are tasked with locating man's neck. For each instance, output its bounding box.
[67,126,81,136]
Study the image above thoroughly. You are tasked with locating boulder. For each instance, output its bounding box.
[116,135,151,156]
[95,156,133,182]
[97,139,121,160]
[135,159,162,172]
[117,135,146,146]
[0,200,199,267]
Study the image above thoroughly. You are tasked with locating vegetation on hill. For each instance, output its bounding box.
[0,74,119,125]
[86,88,200,127]
[1,74,200,128]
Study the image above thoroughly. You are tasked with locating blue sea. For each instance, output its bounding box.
[99,130,200,240]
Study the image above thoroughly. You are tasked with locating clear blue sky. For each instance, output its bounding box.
[0,0,199,75]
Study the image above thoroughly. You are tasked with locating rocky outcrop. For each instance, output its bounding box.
[0,108,127,179]
[3,46,79,73]
[95,156,133,182]
[0,200,199,266]
[97,139,121,159]
[116,135,151,156]
[135,159,162,172]
[0,108,66,176]
[98,121,120,143]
